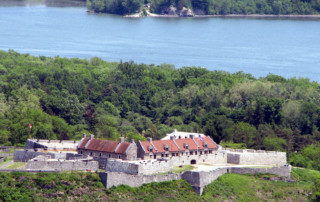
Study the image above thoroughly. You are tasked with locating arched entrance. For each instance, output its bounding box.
[191,159,197,164]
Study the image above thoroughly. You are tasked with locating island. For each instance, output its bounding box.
[87,0,320,17]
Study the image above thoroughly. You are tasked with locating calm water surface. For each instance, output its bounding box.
[1,1,320,80]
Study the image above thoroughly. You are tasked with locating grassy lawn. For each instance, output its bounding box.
[156,165,194,175]
[5,162,26,169]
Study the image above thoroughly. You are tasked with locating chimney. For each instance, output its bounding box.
[173,129,177,133]
[119,137,125,143]
[147,137,152,142]
[89,134,94,140]
[82,133,86,138]
[189,135,194,139]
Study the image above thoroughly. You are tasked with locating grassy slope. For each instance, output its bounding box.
[0,168,318,201]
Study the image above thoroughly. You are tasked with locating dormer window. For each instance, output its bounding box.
[203,142,208,148]
[164,144,169,151]
[184,143,189,150]
[148,146,153,152]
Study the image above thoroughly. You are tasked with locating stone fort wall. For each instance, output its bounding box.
[14,150,67,162]
[226,149,287,166]
[25,160,98,171]
[101,165,291,195]
[106,159,174,175]
[99,172,183,189]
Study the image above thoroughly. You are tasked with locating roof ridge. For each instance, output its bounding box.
[84,138,92,149]
[150,141,158,152]
[138,141,146,152]
[114,141,122,153]
[171,139,181,151]
[192,137,199,150]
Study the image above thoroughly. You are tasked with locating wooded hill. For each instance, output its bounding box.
[0,50,319,170]
[87,0,320,15]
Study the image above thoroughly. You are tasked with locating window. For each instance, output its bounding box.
[99,153,102,157]
[172,153,175,157]
[118,155,121,159]
[195,151,198,155]
[90,152,93,156]
[108,154,111,158]
[209,150,212,154]
[150,155,153,158]
[190,151,193,155]
[164,144,169,151]
[161,154,164,157]
[186,152,189,156]
[203,142,208,148]
[181,152,184,156]
[200,151,203,155]
[184,143,189,150]
[148,146,153,153]
[166,154,169,157]
[80,150,83,154]
[204,150,208,154]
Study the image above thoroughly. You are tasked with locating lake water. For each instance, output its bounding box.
[1,1,320,81]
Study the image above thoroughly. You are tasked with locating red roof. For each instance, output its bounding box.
[139,141,153,154]
[78,138,89,149]
[115,142,130,154]
[78,138,129,154]
[175,138,198,151]
[152,140,180,153]
[194,137,218,150]
[140,137,218,154]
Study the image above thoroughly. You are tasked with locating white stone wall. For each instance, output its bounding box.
[106,159,174,175]
[100,172,182,189]
[25,160,98,171]
[169,151,227,167]
[226,149,287,166]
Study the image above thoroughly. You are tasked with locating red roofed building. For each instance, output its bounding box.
[77,135,137,165]
[137,134,218,160]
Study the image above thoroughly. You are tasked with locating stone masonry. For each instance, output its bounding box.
[100,165,291,195]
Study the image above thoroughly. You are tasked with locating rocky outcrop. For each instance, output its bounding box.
[161,6,194,17]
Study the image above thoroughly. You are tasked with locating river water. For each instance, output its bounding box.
[1,1,320,81]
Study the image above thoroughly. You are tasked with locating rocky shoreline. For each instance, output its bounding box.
[124,12,320,18]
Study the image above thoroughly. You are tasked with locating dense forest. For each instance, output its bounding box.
[0,50,319,169]
[87,0,320,15]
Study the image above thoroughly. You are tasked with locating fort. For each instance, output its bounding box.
[11,130,290,195]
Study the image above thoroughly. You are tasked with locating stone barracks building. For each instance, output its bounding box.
[137,135,219,162]
[77,134,137,161]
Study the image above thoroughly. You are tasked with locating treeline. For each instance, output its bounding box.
[87,0,144,14]
[0,50,320,168]
[87,0,320,15]
[149,0,320,15]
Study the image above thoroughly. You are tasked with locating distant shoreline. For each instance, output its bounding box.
[124,13,320,19]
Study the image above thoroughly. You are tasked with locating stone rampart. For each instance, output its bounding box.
[231,166,291,177]
[106,159,174,175]
[100,165,291,195]
[169,151,227,167]
[99,172,182,189]
[25,160,98,171]
[106,151,229,175]
[226,149,286,166]
[14,150,67,162]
